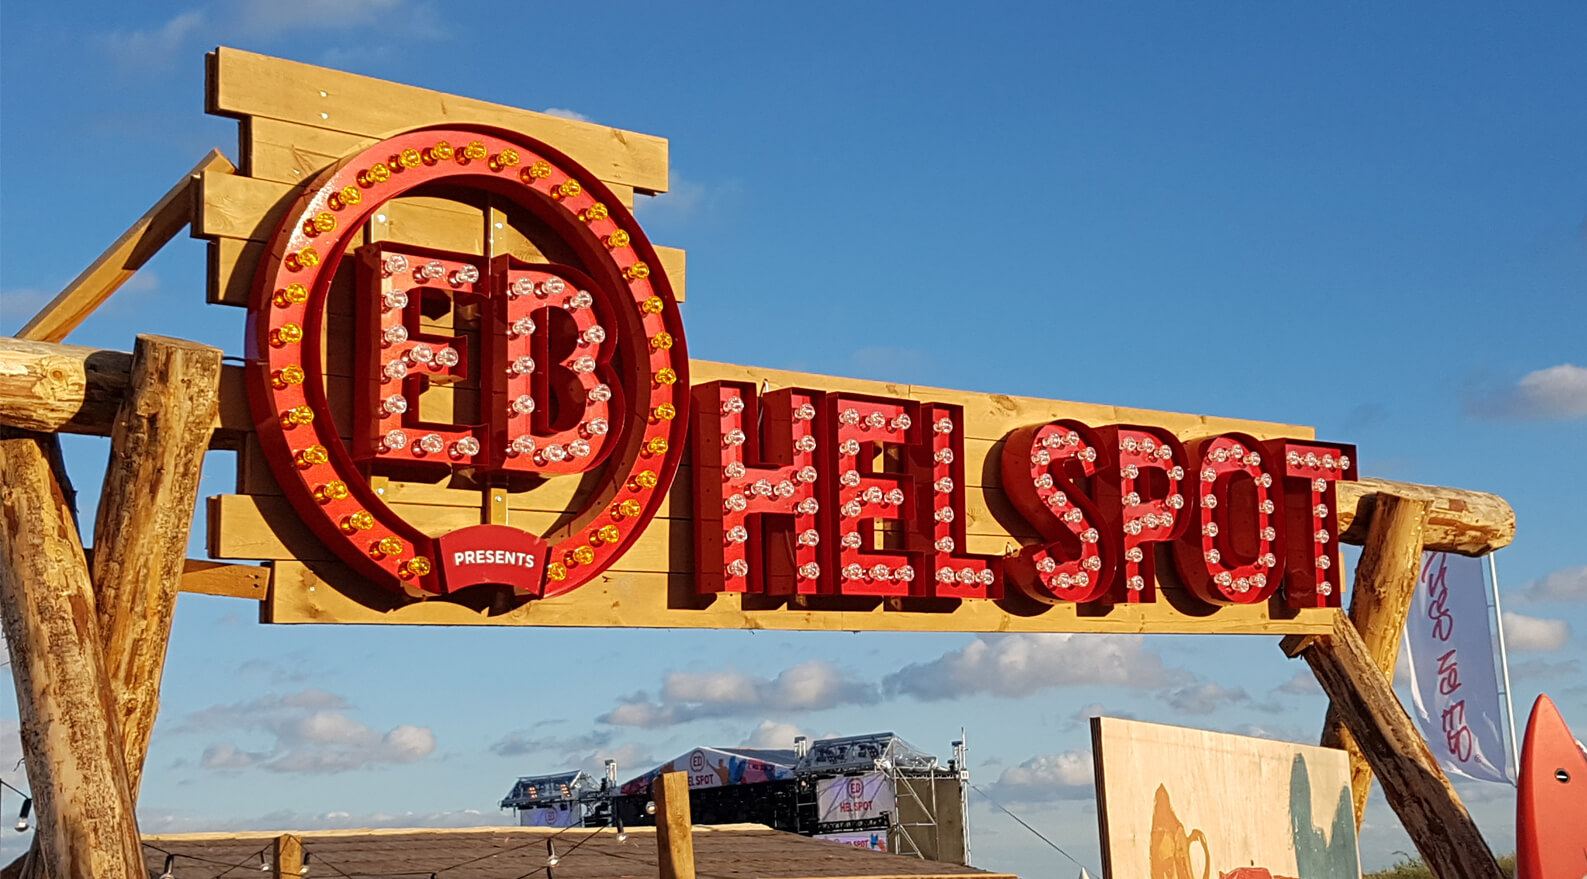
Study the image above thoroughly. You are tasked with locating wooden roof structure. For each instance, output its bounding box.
[139,826,1019,879]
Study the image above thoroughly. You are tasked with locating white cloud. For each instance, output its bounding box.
[1523,565,1587,602]
[740,720,806,750]
[1507,658,1581,681]
[599,660,878,728]
[988,751,1096,804]
[178,689,435,775]
[1502,611,1572,652]
[883,633,1186,701]
[1467,363,1587,419]
[542,107,591,123]
[1277,671,1323,696]
[97,11,206,70]
[489,729,612,759]
[1159,681,1249,715]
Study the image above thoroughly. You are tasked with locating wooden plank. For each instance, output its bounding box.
[1320,493,1431,826]
[242,118,640,207]
[201,173,681,304]
[1282,613,1504,879]
[92,336,223,795]
[656,246,686,302]
[0,430,144,878]
[261,555,1335,633]
[654,771,696,879]
[208,47,669,193]
[209,487,1024,565]
[179,561,267,600]
[16,150,235,343]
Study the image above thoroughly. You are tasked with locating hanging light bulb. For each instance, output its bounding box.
[258,851,270,872]
[299,851,311,875]
[645,800,657,815]
[15,797,31,832]
[546,840,560,866]
[159,853,175,879]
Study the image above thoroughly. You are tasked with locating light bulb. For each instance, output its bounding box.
[381,394,407,416]
[382,289,408,310]
[513,395,536,415]
[542,277,567,296]
[588,384,612,403]
[572,356,596,374]
[582,326,606,344]
[569,290,593,310]
[417,433,445,455]
[382,325,408,346]
[383,254,410,276]
[645,801,657,815]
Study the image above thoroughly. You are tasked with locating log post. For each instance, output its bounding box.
[1284,613,1502,879]
[1320,493,1432,825]
[91,335,222,793]
[653,771,696,879]
[0,429,143,879]
[271,834,303,879]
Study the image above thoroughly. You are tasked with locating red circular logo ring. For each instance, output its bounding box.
[246,126,688,599]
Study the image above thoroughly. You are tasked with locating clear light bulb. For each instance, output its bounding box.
[451,265,480,285]
[582,326,606,344]
[451,437,480,457]
[382,289,408,310]
[434,347,459,368]
[513,395,536,415]
[585,418,609,436]
[381,394,407,415]
[382,325,409,346]
[572,356,596,374]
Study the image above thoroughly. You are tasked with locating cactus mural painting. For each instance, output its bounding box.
[1092,718,1361,879]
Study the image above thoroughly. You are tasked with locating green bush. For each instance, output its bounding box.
[1365,853,1515,878]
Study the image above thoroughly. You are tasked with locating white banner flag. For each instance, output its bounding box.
[1404,552,1513,784]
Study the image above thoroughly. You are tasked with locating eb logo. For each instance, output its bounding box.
[246,126,688,599]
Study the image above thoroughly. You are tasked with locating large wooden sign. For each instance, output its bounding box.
[200,48,1355,634]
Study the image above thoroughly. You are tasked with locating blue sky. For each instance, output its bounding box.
[2,2,1585,875]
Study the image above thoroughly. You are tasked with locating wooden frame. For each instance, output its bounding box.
[0,48,1516,879]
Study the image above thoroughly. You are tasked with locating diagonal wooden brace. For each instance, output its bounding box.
[1283,613,1503,879]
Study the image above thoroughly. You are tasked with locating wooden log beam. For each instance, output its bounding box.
[179,560,268,599]
[15,151,234,343]
[0,338,248,446]
[1321,493,1432,826]
[1283,612,1502,879]
[0,429,144,879]
[91,336,222,794]
[1338,477,1513,556]
[653,771,696,879]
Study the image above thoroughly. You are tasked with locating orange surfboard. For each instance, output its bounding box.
[1516,695,1587,879]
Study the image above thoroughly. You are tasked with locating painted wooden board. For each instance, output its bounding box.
[1092,717,1362,879]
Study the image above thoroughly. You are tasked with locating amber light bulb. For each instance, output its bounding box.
[624,261,650,281]
[315,480,349,503]
[273,283,309,308]
[294,445,329,468]
[271,323,304,347]
[373,536,404,558]
[272,365,306,388]
[553,179,582,200]
[596,524,621,545]
[341,511,375,533]
[654,368,678,386]
[652,403,676,421]
[579,202,608,222]
[605,230,631,249]
[331,185,362,210]
[402,556,432,577]
[640,296,665,315]
[546,562,568,581]
[286,247,320,271]
[632,470,659,490]
[282,405,314,427]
